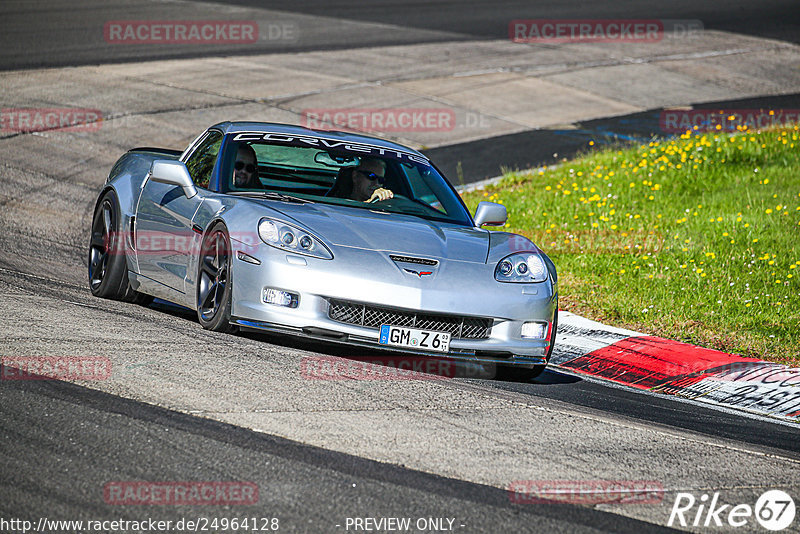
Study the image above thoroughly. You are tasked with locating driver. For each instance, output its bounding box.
[348,158,394,203]
[232,143,262,189]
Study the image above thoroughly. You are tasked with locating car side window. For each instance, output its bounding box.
[403,164,445,213]
[184,130,223,189]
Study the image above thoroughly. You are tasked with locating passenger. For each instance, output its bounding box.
[232,143,262,188]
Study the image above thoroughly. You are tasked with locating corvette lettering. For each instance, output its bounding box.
[232,132,429,164]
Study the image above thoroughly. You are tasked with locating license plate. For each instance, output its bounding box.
[379,325,451,353]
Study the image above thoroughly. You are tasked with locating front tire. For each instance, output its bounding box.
[196,223,236,333]
[88,190,152,305]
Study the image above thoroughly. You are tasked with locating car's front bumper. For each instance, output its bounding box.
[228,243,557,368]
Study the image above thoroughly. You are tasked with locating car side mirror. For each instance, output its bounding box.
[149,160,197,199]
[473,201,507,227]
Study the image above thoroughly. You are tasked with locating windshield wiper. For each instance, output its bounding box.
[229,191,314,204]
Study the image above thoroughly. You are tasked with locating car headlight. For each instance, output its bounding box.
[258,218,333,260]
[495,252,548,283]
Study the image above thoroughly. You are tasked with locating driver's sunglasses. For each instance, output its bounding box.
[356,169,384,183]
[234,161,257,173]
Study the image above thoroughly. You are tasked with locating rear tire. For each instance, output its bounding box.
[196,223,237,333]
[88,190,152,305]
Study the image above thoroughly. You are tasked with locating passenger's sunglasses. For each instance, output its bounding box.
[234,161,257,173]
[355,169,384,183]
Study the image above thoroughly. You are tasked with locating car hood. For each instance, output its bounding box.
[265,201,490,263]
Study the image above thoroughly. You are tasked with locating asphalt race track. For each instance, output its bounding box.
[3,0,799,69]
[2,373,681,534]
[1,2,799,533]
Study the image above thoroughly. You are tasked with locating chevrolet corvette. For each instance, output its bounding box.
[88,122,558,379]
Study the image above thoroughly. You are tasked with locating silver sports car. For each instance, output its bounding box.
[88,122,557,379]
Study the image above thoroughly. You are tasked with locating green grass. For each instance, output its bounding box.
[461,125,800,365]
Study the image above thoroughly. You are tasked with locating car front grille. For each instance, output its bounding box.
[327,299,492,340]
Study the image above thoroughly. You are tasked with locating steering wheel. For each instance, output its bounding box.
[368,193,409,205]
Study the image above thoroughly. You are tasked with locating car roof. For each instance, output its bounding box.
[211,121,426,158]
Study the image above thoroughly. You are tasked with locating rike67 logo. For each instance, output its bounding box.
[668,490,795,531]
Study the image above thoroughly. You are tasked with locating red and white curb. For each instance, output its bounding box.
[552,312,800,423]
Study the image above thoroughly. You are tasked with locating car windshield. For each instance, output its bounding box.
[221,134,473,226]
